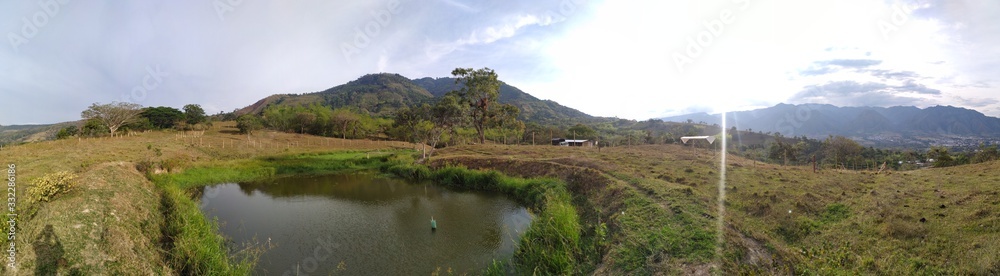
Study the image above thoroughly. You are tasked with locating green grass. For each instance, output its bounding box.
[430,144,1000,275]
[158,184,257,275]
[383,162,583,274]
[8,123,999,274]
[152,150,398,187]
[609,173,716,274]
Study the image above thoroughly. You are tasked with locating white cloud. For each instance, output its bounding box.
[437,0,476,13]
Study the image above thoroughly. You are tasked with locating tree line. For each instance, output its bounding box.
[57,102,210,139]
[55,66,1000,170]
[233,68,523,151]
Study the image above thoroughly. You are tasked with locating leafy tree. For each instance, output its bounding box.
[433,93,467,133]
[80,119,108,137]
[123,117,154,132]
[81,102,144,137]
[331,108,361,139]
[429,93,468,146]
[452,67,500,144]
[236,114,263,135]
[972,143,999,164]
[141,106,185,129]
[927,146,954,167]
[294,112,317,134]
[567,123,595,140]
[391,106,428,143]
[183,104,207,125]
[822,135,862,169]
[262,105,294,132]
[56,125,78,139]
[768,133,792,165]
[490,104,523,144]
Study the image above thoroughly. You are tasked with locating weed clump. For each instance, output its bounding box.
[29,171,78,202]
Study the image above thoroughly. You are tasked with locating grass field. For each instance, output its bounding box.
[0,122,415,274]
[429,144,1000,274]
[2,121,998,274]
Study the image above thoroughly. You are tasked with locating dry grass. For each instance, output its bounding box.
[3,125,997,274]
[0,122,416,274]
[432,144,1000,274]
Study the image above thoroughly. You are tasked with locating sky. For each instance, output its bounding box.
[2,0,999,125]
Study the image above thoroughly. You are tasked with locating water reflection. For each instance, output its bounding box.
[199,172,532,275]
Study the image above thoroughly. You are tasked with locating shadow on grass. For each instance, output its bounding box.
[32,225,64,275]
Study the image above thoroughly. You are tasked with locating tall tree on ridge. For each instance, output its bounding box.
[451,67,500,144]
[81,102,144,137]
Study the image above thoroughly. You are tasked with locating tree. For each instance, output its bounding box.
[567,123,595,140]
[81,102,144,137]
[123,117,154,132]
[972,143,999,164]
[452,67,500,144]
[768,133,795,165]
[80,118,108,137]
[331,108,360,139]
[140,106,185,129]
[56,125,78,139]
[183,104,207,125]
[293,112,317,134]
[236,114,263,135]
[391,106,428,143]
[490,104,522,144]
[823,135,863,169]
[430,93,467,146]
[927,146,954,167]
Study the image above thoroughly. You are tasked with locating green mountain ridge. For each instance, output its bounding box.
[237,73,595,125]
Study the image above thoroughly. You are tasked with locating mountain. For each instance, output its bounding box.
[412,77,593,124]
[0,122,77,145]
[237,73,433,117]
[238,73,594,125]
[661,104,1000,147]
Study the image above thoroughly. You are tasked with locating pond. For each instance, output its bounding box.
[198,172,532,275]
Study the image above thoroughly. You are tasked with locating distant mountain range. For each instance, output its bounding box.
[6,73,998,149]
[661,104,1000,147]
[237,73,594,125]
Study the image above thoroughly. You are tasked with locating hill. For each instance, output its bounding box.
[236,73,434,117]
[0,122,77,145]
[237,73,595,125]
[412,77,594,124]
[662,104,1000,148]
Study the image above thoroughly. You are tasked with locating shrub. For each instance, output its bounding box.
[29,171,78,202]
[776,216,818,243]
[160,157,187,172]
[136,160,155,175]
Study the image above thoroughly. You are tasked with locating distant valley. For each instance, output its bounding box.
[661,103,1000,149]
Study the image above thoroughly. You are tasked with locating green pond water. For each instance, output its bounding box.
[198,172,532,275]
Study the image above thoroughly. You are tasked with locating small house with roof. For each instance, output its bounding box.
[551,138,593,147]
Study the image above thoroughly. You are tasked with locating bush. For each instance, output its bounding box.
[136,160,155,175]
[160,157,187,173]
[29,171,78,202]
